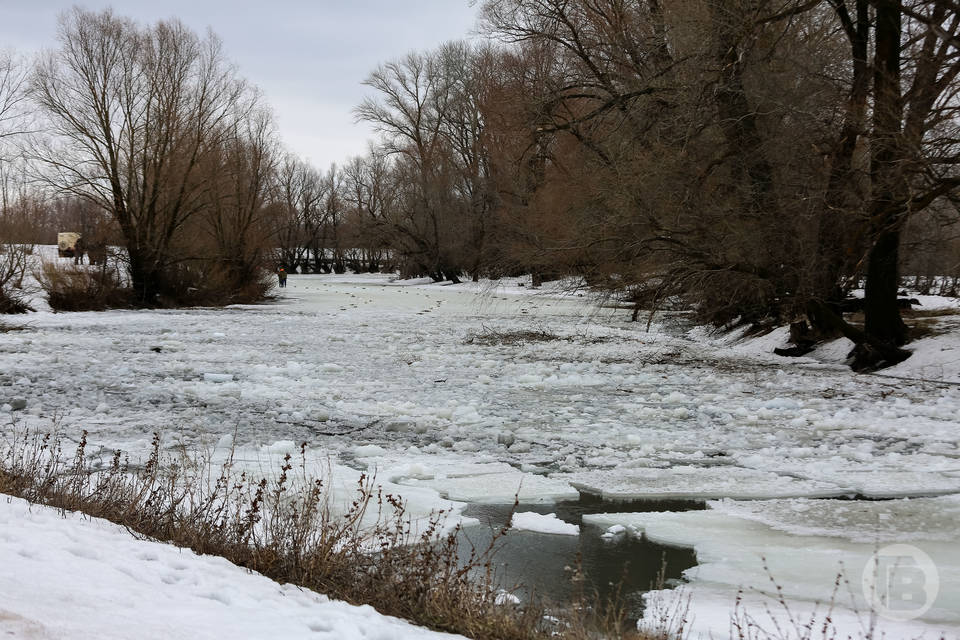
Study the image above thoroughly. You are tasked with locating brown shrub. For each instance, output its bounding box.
[0,243,35,314]
[152,261,276,307]
[35,260,132,311]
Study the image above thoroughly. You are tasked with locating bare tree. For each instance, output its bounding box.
[0,50,34,314]
[356,49,466,281]
[0,50,30,153]
[320,164,348,273]
[192,106,279,298]
[344,150,399,272]
[31,8,258,304]
[274,153,325,273]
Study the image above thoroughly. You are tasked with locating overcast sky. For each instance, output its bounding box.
[1,1,481,169]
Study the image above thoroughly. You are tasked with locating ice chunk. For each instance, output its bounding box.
[403,471,578,504]
[353,444,387,458]
[560,465,849,500]
[203,373,234,383]
[510,512,579,536]
[709,494,960,543]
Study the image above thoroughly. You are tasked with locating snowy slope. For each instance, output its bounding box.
[0,495,463,640]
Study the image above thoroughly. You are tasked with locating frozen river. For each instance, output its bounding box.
[2,273,958,638]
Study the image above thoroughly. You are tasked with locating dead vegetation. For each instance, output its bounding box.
[34,260,131,312]
[846,307,960,341]
[465,328,563,346]
[0,320,25,332]
[0,429,665,640]
[464,327,613,347]
[0,243,34,314]
[908,315,960,340]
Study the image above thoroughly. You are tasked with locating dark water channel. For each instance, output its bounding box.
[459,494,704,617]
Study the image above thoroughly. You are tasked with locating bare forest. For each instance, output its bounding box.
[2,2,960,371]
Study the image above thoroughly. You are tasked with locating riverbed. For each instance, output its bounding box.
[2,272,958,638]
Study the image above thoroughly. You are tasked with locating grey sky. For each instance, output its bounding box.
[1,1,480,169]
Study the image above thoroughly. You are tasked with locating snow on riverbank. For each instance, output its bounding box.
[2,271,960,638]
[0,495,463,640]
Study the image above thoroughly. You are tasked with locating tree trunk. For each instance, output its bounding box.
[812,0,870,306]
[863,226,908,345]
[863,0,908,348]
[802,299,909,370]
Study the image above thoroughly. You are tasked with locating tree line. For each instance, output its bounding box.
[342,0,960,368]
[2,3,960,368]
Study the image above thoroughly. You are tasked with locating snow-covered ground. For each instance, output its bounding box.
[2,270,959,638]
[0,495,463,640]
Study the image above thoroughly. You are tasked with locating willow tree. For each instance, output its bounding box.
[32,8,259,304]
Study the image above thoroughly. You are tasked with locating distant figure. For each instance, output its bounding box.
[277,267,288,288]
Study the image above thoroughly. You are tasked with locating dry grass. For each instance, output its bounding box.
[910,318,956,339]
[35,261,132,311]
[464,327,612,347]
[905,307,960,318]
[465,328,563,346]
[0,429,666,640]
[0,320,25,332]
[902,308,960,339]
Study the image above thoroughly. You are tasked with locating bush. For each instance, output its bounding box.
[35,256,275,311]
[35,260,131,311]
[153,261,276,307]
[0,243,35,314]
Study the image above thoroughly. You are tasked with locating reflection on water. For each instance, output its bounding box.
[459,494,703,617]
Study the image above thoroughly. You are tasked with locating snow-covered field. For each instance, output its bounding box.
[2,271,959,638]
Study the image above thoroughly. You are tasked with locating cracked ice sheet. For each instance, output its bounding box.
[199,442,475,536]
[0,496,464,640]
[709,494,960,543]
[586,498,960,639]
[557,465,850,500]
[357,453,579,504]
[398,470,579,504]
[735,454,960,498]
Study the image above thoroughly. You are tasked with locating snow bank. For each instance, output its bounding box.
[0,496,463,640]
[881,326,960,383]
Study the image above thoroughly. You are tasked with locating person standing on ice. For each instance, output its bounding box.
[277,267,288,288]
